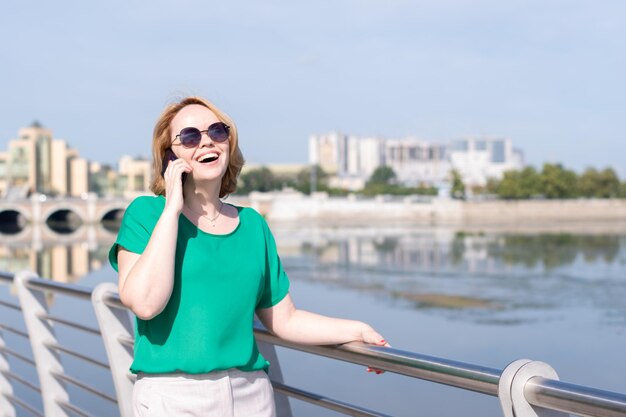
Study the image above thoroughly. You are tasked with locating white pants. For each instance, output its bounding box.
[133,368,276,417]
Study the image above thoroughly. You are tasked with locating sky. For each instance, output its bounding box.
[1,0,625,176]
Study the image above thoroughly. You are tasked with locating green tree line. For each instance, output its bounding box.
[236,163,626,199]
[235,165,437,196]
[485,164,626,199]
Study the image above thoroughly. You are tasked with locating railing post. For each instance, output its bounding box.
[91,282,134,417]
[0,327,17,417]
[498,359,569,417]
[255,319,293,417]
[14,270,70,417]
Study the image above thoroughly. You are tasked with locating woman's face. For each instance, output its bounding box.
[169,104,230,183]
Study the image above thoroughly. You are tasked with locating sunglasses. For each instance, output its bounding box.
[173,122,230,147]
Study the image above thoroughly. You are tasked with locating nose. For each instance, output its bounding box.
[198,130,215,147]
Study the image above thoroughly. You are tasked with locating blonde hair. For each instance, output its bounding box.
[149,97,245,198]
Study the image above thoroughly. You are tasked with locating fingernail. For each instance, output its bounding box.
[375,370,382,374]
[380,339,387,344]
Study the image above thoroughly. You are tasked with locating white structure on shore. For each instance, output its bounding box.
[448,137,524,187]
[309,132,524,190]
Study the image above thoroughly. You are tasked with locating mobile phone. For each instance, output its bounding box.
[161,150,187,184]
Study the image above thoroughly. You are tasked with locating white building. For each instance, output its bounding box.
[309,132,524,190]
[385,138,450,187]
[448,137,524,187]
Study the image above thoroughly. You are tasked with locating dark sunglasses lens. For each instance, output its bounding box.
[208,122,229,142]
[179,127,201,147]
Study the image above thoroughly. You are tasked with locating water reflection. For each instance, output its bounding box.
[0,222,118,282]
[2,222,625,325]
[485,234,621,268]
[272,226,626,324]
[290,229,624,273]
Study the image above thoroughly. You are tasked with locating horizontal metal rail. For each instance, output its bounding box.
[1,369,41,392]
[57,400,97,417]
[0,299,21,311]
[24,276,92,300]
[255,325,626,417]
[52,371,117,403]
[0,323,29,338]
[117,334,134,348]
[255,323,501,394]
[525,377,626,417]
[102,292,127,310]
[0,271,13,283]
[3,270,626,417]
[6,393,44,417]
[38,313,101,336]
[272,381,392,417]
[46,342,109,369]
[0,345,36,366]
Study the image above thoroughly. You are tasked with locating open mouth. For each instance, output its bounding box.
[197,153,219,164]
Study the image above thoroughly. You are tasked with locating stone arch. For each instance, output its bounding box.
[0,206,31,235]
[100,207,126,232]
[44,206,84,234]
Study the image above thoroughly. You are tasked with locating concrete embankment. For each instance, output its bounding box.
[228,192,626,228]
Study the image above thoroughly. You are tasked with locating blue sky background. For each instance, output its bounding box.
[1,1,625,176]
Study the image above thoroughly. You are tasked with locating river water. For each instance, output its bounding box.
[1,220,625,416]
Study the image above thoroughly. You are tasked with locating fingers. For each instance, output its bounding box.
[365,337,391,375]
[164,159,192,182]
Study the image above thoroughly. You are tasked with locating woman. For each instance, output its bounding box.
[109,96,390,417]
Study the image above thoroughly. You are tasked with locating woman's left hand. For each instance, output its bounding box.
[359,325,391,375]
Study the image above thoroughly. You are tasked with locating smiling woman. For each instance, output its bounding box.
[108,96,390,417]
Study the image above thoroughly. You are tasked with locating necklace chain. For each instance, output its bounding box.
[186,201,224,225]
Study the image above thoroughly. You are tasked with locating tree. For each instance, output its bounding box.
[237,167,279,194]
[366,166,397,187]
[596,168,620,198]
[538,163,578,199]
[578,168,599,197]
[496,167,540,199]
[360,166,399,196]
[293,165,328,194]
[450,169,465,199]
[619,181,626,199]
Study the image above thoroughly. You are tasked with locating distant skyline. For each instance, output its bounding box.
[1,1,625,176]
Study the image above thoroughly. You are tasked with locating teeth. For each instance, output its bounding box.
[198,153,218,162]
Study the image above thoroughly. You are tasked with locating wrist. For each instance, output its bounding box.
[354,321,372,342]
[161,205,182,220]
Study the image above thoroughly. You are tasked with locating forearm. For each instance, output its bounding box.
[277,309,370,345]
[120,208,179,319]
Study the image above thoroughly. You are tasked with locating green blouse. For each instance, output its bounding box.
[108,195,290,374]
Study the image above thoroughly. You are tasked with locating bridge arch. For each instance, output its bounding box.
[99,206,126,232]
[43,204,86,234]
[0,206,31,235]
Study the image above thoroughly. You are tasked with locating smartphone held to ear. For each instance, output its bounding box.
[162,150,188,184]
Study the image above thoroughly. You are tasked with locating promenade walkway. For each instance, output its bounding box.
[1,270,626,416]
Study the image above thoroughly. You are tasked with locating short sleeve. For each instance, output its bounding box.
[108,197,157,272]
[256,220,291,309]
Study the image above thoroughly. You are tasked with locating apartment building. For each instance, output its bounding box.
[309,132,524,190]
[0,123,153,198]
[0,122,89,198]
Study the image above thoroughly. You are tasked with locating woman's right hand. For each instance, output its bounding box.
[163,158,192,214]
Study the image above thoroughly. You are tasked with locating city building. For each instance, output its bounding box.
[308,132,386,190]
[309,132,524,191]
[0,123,154,198]
[117,155,152,197]
[385,138,450,187]
[448,137,524,187]
[0,122,90,198]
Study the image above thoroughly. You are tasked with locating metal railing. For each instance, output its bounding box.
[1,269,626,417]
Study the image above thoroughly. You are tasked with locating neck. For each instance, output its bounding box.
[183,178,222,214]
